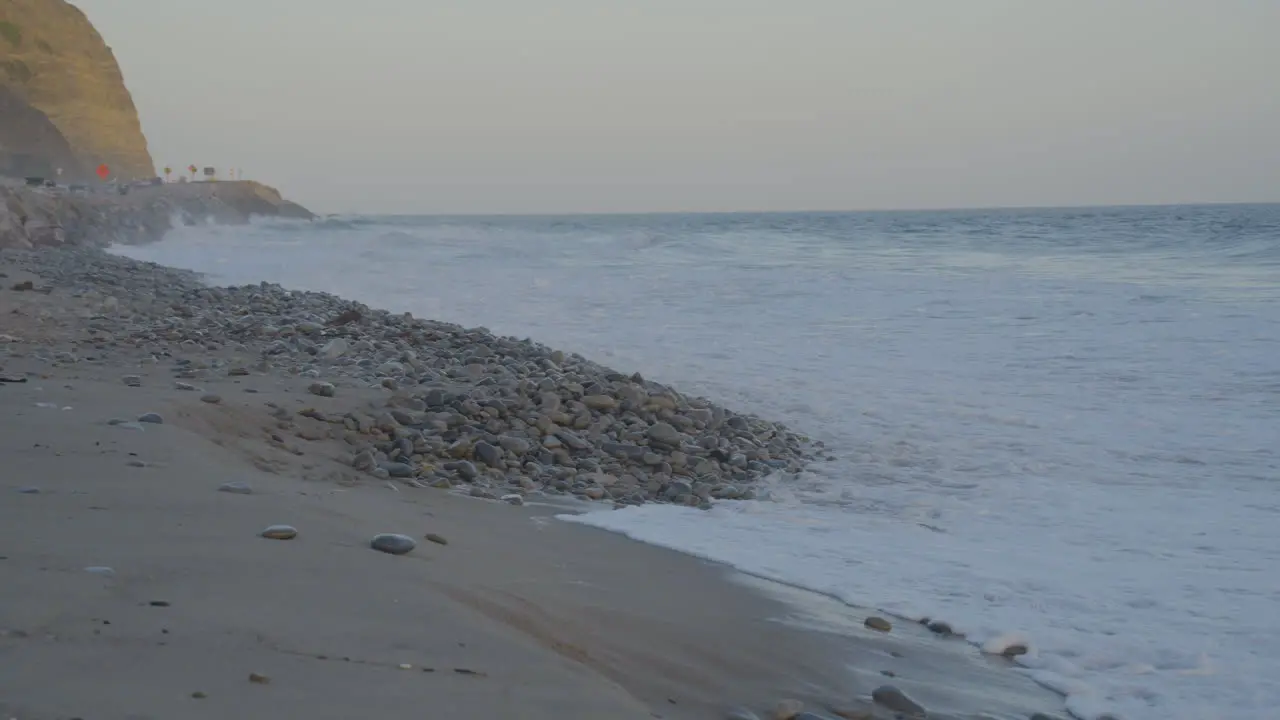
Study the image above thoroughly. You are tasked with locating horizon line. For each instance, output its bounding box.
[324,198,1280,219]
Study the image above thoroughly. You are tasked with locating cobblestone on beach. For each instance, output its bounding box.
[2,246,815,508]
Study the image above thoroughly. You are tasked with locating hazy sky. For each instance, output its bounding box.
[76,0,1279,215]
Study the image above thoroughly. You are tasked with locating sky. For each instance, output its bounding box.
[75,0,1280,215]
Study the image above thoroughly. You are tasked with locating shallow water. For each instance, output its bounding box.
[113,204,1280,720]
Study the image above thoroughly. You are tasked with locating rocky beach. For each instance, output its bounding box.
[0,238,1070,719]
[1,180,315,250]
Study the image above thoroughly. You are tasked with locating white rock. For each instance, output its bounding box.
[320,338,349,359]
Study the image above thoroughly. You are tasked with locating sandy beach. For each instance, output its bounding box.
[0,247,1068,720]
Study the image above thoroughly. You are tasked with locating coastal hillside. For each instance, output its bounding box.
[0,0,153,180]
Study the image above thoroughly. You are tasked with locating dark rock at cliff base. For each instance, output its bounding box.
[1,181,314,249]
[0,87,84,180]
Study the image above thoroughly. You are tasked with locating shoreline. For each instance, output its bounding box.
[1,179,314,250]
[0,244,1069,720]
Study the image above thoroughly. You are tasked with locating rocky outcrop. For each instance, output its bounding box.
[0,0,154,180]
[0,181,315,250]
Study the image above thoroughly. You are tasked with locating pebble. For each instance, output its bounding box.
[200,394,222,404]
[425,533,448,546]
[84,566,116,576]
[870,685,925,717]
[218,482,253,495]
[261,524,298,540]
[864,616,892,632]
[308,381,335,397]
[248,673,271,684]
[320,338,349,358]
[370,533,416,555]
[474,441,502,468]
[1003,643,1029,658]
[122,375,142,387]
[926,620,955,636]
[501,493,524,506]
[17,487,40,494]
[380,462,415,478]
[137,412,164,424]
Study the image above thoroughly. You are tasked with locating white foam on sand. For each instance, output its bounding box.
[559,492,1266,720]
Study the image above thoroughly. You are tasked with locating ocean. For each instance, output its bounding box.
[112,204,1280,720]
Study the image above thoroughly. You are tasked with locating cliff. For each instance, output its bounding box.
[0,85,85,178]
[0,0,154,181]
[0,180,315,250]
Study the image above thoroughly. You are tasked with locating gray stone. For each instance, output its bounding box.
[663,480,694,500]
[380,462,415,478]
[1002,643,1029,658]
[498,435,532,455]
[218,482,253,495]
[927,620,955,636]
[871,686,925,717]
[261,525,298,540]
[352,450,377,472]
[601,441,646,460]
[501,493,525,506]
[582,394,617,411]
[370,533,416,555]
[474,441,503,468]
[646,422,682,445]
[307,381,335,397]
[390,409,423,426]
[122,375,142,387]
[864,616,892,632]
[555,429,591,450]
[320,338,349,359]
[200,393,222,404]
[450,461,480,481]
[137,412,164,424]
